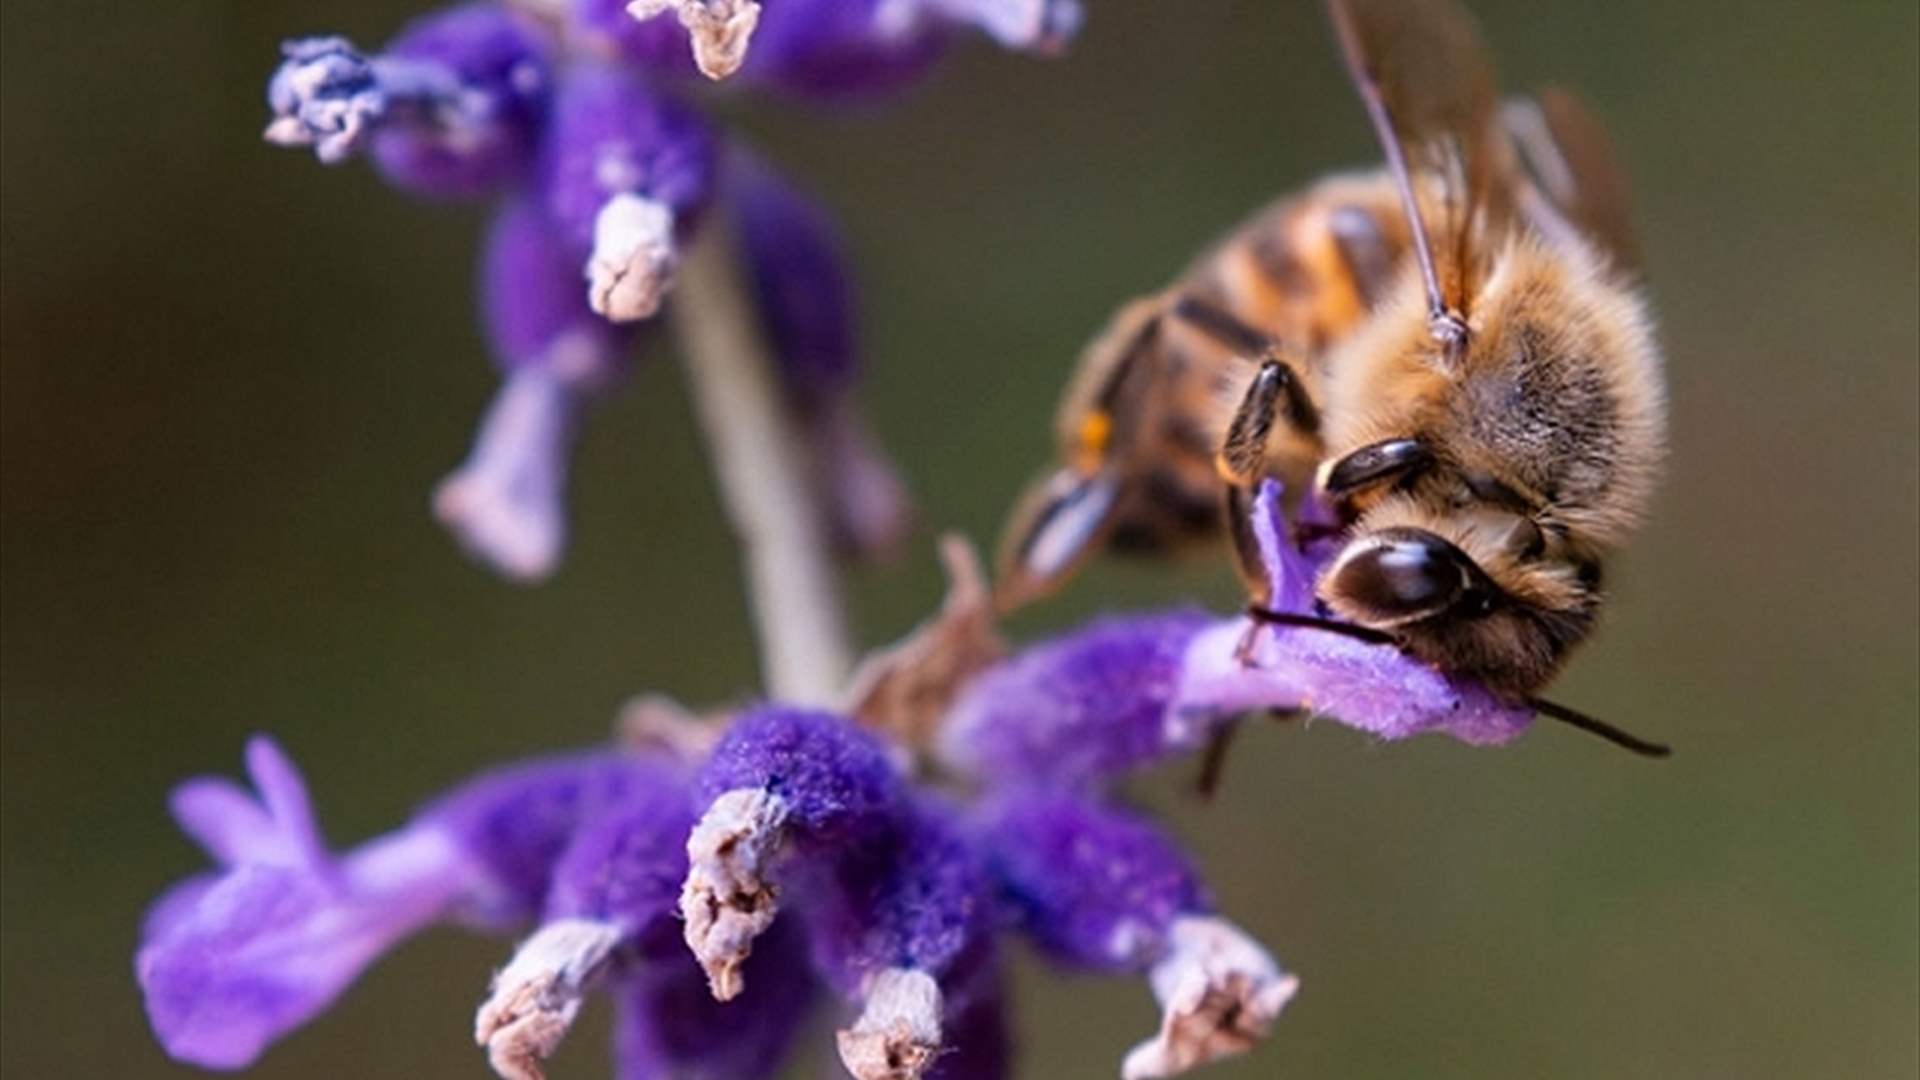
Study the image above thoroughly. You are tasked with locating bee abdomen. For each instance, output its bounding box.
[1187,174,1409,357]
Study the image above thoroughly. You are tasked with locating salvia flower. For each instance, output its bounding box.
[262,0,1081,579]
[140,490,1568,1077]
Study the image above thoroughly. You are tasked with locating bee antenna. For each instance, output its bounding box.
[1524,696,1671,759]
[1245,606,1398,645]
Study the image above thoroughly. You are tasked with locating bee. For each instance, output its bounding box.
[997,0,1668,754]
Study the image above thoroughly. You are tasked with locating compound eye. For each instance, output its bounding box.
[1326,529,1478,622]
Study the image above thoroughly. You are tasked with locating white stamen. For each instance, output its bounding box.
[588,193,677,323]
[474,918,625,1080]
[835,967,944,1080]
[626,0,762,80]
[1120,915,1298,1080]
[679,787,790,1000]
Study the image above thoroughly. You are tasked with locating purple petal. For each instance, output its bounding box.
[695,708,902,839]
[1176,620,1534,745]
[614,924,817,1080]
[800,796,991,996]
[166,736,325,871]
[440,199,635,580]
[571,0,704,77]
[975,792,1207,971]
[138,828,472,1069]
[264,4,549,198]
[938,609,1217,788]
[479,197,633,376]
[169,780,275,868]
[730,152,858,406]
[245,735,327,866]
[1247,478,1319,613]
[370,2,550,198]
[420,750,681,926]
[433,368,582,582]
[541,777,696,958]
[540,65,716,248]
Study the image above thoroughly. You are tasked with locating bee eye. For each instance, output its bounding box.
[1327,529,1480,622]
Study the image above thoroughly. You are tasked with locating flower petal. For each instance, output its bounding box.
[976,792,1207,971]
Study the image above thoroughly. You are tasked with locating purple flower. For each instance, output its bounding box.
[974,792,1295,1078]
[538,63,717,322]
[261,0,1074,581]
[265,4,548,196]
[941,480,1535,788]
[612,924,817,1080]
[434,197,635,580]
[136,486,1579,1077]
[136,736,678,1069]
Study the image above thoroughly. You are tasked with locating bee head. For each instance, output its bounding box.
[1318,491,1597,695]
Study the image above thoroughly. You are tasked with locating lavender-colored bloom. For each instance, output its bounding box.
[613,925,818,1080]
[137,734,652,1060]
[138,737,474,1069]
[694,706,902,837]
[800,796,988,997]
[474,777,698,1079]
[434,198,635,581]
[142,689,1304,1080]
[976,791,1208,971]
[938,609,1219,788]
[941,481,1535,787]
[266,3,547,197]
[261,0,1075,581]
[678,708,1006,1078]
[677,708,903,1001]
[974,791,1295,1079]
[139,470,1557,1076]
[539,64,717,322]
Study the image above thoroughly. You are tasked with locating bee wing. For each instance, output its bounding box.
[1327,0,1508,315]
[1502,88,1642,273]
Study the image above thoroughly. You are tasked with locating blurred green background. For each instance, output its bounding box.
[3,1,1915,1077]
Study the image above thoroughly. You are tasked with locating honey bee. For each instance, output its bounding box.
[997,0,1668,754]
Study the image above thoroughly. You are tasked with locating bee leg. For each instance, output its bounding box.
[1216,359,1317,485]
[1192,719,1240,801]
[1215,359,1322,665]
